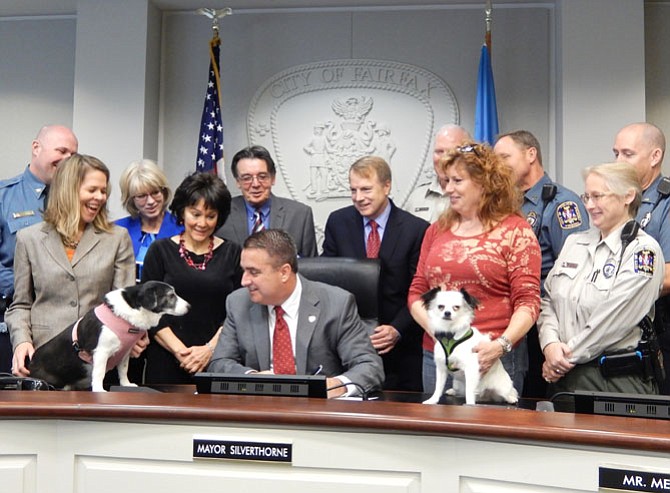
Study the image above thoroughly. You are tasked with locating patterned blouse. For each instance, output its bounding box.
[408,214,542,350]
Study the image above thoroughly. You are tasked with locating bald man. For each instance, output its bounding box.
[0,125,78,372]
[613,122,670,393]
[404,124,471,222]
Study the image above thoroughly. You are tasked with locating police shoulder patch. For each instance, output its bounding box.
[634,248,656,277]
[556,201,583,230]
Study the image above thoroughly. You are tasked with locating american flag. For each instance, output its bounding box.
[196,34,224,174]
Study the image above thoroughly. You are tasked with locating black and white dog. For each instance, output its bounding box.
[29,281,189,392]
[421,287,518,405]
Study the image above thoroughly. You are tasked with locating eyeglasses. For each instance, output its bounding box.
[580,192,614,204]
[133,189,164,204]
[237,173,272,186]
[456,144,482,157]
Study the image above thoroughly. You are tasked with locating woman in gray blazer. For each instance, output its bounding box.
[7,154,135,377]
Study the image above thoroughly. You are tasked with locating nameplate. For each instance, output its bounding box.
[193,436,292,463]
[600,466,670,492]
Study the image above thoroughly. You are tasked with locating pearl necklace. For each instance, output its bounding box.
[178,233,214,271]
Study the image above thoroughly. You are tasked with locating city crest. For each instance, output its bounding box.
[247,59,459,236]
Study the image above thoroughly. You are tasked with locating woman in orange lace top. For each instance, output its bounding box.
[408,142,541,397]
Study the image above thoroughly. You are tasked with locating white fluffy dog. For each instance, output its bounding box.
[421,287,518,405]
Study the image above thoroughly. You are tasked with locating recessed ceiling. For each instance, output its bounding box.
[0,0,550,18]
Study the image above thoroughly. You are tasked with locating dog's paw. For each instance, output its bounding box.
[504,391,519,405]
[91,387,107,392]
[445,388,456,396]
[422,397,440,405]
[120,382,138,388]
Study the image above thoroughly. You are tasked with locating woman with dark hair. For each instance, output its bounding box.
[408,143,542,398]
[141,172,242,384]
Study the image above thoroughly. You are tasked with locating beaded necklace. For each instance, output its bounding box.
[178,233,214,270]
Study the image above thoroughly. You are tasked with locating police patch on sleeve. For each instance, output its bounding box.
[556,201,583,230]
[634,248,656,277]
[526,211,538,228]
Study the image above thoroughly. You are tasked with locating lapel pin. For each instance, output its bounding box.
[308,315,316,323]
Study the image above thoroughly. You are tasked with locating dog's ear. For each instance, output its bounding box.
[420,287,441,308]
[120,285,143,310]
[459,288,480,310]
[123,282,159,310]
[141,282,160,311]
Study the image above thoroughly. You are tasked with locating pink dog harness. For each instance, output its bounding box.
[72,303,143,371]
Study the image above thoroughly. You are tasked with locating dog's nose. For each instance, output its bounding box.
[442,311,451,319]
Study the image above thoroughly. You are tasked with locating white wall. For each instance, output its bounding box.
[1,1,666,217]
[646,1,670,176]
[556,0,645,193]
[0,16,75,172]
[161,5,551,204]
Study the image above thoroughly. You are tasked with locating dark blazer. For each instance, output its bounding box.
[321,200,429,391]
[209,276,384,393]
[216,194,317,257]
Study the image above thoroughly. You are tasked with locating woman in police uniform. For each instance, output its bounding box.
[538,162,664,394]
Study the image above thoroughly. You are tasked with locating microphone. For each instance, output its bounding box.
[535,400,555,412]
[326,381,369,400]
[611,219,639,278]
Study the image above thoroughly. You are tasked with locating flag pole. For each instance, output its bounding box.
[474,0,499,145]
[197,8,232,109]
[485,0,492,55]
[195,7,232,175]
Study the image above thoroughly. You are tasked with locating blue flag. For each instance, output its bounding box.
[196,35,224,174]
[474,44,499,145]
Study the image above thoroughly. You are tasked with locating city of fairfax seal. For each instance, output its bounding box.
[247,59,459,235]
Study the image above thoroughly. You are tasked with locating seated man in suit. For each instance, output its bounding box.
[322,156,430,392]
[208,229,384,398]
[216,145,318,257]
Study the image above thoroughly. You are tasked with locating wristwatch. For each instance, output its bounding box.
[496,335,512,354]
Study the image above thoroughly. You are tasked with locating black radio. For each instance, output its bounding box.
[0,375,52,391]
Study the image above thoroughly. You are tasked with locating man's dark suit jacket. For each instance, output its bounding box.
[216,194,317,257]
[322,200,429,391]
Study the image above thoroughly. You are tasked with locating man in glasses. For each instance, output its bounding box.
[0,125,78,373]
[216,145,317,257]
[405,124,471,223]
[494,129,588,397]
[613,122,670,394]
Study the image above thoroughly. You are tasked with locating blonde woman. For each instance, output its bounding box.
[539,162,664,394]
[7,154,134,377]
[116,159,182,282]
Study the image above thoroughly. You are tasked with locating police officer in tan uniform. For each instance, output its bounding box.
[539,162,664,394]
[405,124,470,223]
